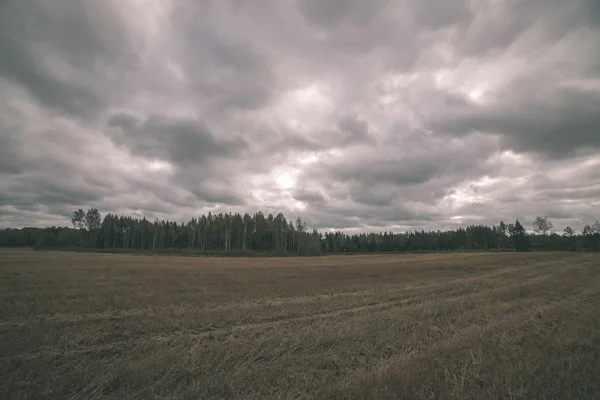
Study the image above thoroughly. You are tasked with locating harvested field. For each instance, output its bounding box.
[1,249,600,399]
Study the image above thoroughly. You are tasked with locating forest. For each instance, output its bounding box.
[1,209,599,254]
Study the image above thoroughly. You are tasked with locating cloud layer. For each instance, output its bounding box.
[1,0,599,232]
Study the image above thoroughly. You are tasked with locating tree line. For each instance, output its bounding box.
[1,210,599,254]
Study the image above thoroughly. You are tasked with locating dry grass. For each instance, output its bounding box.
[1,249,600,399]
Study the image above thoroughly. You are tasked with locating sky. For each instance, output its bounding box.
[1,0,599,233]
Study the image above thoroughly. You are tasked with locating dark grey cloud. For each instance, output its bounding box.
[336,114,376,146]
[0,0,135,119]
[106,112,247,166]
[0,181,100,213]
[170,2,278,115]
[107,112,138,131]
[412,0,472,30]
[174,169,246,206]
[297,0,390,29]
[426,84,600,157]
[0,134,24,174]
[1,0,599,231]
[310,132,500,188]
[454,0,600,57]
[292,187,327,205]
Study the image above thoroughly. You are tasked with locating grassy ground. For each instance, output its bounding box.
[1,249,599,399]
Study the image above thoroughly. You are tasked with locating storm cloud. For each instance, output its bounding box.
[1,0,599,232]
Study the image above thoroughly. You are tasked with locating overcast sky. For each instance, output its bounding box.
[1,0,599,233]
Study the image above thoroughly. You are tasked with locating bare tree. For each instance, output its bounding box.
[533,216,554,236]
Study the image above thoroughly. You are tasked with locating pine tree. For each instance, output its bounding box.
[511,220,532,252]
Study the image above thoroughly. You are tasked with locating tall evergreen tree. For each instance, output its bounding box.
[511,220,532,252]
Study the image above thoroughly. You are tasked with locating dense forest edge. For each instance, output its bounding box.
[1,209,600,255]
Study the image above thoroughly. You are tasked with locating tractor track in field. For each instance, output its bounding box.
[10,263,585,362]
[0,261,557,329]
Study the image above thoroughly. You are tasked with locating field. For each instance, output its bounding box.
[1,250,600,399]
